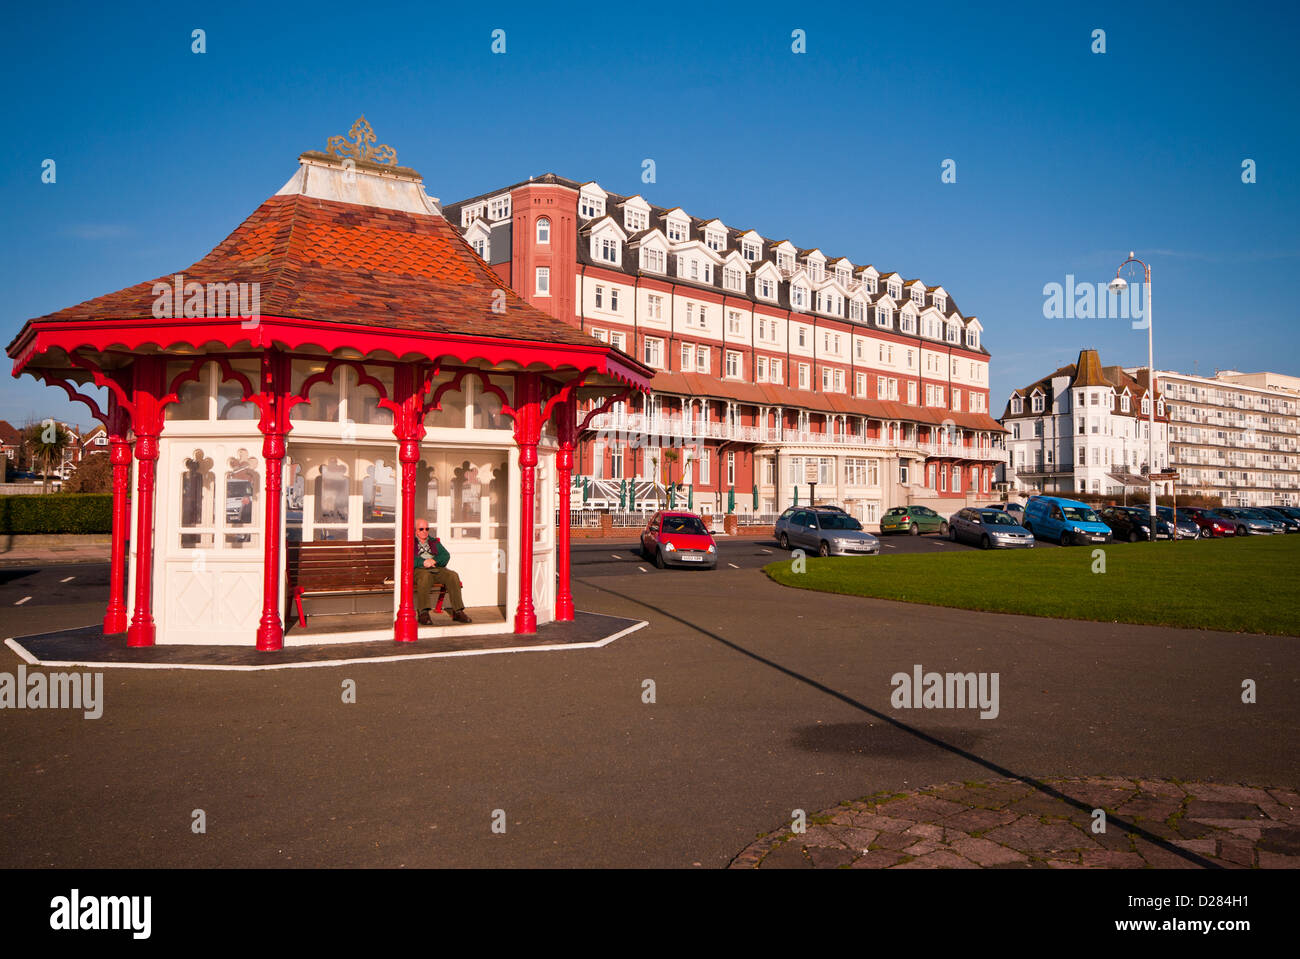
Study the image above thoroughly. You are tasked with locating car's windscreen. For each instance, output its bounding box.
[979,511,1016,525]
[818,514,863,531]
[1061,507,1100,523]
[662,516,707,535]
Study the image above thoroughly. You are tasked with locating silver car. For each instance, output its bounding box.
[948,507,1035,549]
[775,507,881,557]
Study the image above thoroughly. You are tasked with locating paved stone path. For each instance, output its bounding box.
[730,778,1300,869]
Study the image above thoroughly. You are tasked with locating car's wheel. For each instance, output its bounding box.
[779,532,790,550]
[981,534,992,550]
[653,547,666,569]
[909,523,919,536]
[949,525,958,542]
[818,540,830,557]
[1128,530,1139,543]
[939,522,949,537]
[1060,531,1072,547]
[1237,525,1246,536]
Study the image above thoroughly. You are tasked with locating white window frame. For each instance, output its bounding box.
[535,267,550,296]
[536,217,550,244]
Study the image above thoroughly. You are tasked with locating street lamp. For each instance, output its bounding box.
[1108,252,1156,527]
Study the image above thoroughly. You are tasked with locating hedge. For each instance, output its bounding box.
[0,493,114,534]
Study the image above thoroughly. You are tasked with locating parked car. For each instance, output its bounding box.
[983,502,1025,521]
[1254,507,1300,533]
[1211,507,1282,536]
[1179,506,1236,538]
[1155,507,1202,540]
[776,507,880,556]
[640,510,718,569]
[948,507,1035,549]
[1098,505,1173,542]
[1270,505,1300,524]
[880,505,946,536]
[1022,496,1113,546]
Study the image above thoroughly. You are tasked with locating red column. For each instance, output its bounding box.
[514,374,542,634]
[256,351,291,651]
[554,396,576,621]
[393,365,425,643]
[126,357,166,648]
[102,398,131,635]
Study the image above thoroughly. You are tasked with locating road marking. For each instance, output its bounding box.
[15,597,32,605]
[637,566,647,573]
[760,549,772,554]
[611,553,622,559]
[60,576,75,583]
[727,563,740,569]
[883,544,896,549]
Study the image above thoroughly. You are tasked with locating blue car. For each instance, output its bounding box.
[1022,495,1113,546]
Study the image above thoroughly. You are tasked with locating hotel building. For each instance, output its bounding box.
[443,175,1006,525]
[1145,369,1299,507]
[1001,349,1171,496]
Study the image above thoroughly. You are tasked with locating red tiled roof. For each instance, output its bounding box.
[20,194,608,351]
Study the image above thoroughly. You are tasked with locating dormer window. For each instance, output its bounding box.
[935,294,947,312]
[742,241,759,262]
[1032,393,1045,413]
[705,230,725,252]
[722,266,745,293]
[487,194,511,220]
[1012,396,1023,414]
[757,276,775,300]
[900,310,915,334]
[875,306,891,328]
[792,284,809,310]
[536,217,550,244]
[835,267,850,286]
[666,217,688,243]
[641,247,665,273]
[1121,394,1131,413]
[1141,396,1151,415]
[579,193,604,219]
[965,328,978,349]
[1157,399,1165,416]
[866,277,878,294]
[888,281,902,299]
[911,287,925,304]
[849,300,863,321]
[472,237,488,258]
[777,252,794,273]
[803,258,824,281]
[946,323,959,344]
[460,203,486,228]
[595,236,620,264]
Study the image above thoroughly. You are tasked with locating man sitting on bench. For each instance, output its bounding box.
[414,519,472,625]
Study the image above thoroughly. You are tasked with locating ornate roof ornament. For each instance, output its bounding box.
[326,116,397,166]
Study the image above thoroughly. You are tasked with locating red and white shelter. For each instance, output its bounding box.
[6,119,650,650]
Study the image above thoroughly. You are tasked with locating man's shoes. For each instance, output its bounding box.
[417,610,433,626]
[451,610,473,624]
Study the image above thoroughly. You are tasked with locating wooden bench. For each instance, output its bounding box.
[287,539,395,628]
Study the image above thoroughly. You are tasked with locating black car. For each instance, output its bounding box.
[1098,506,1172,542]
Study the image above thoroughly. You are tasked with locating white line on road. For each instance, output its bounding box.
[760,549,772,554]
[15,597,32,605]
[611,553,622,559]
[728,563,740,569]
[60,576,75,583]
[637,566,647,573]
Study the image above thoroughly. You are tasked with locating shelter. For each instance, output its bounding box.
[7,119,650,650]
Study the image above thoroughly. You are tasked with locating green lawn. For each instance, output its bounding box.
[763,535,1300,635]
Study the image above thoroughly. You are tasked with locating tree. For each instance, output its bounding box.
[24,420,70,493]
[64,451,112,493]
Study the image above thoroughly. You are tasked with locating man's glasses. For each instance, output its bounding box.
[415,525,428,531]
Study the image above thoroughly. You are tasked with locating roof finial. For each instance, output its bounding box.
[326,116,397,166]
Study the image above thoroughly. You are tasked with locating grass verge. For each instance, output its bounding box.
[763,535,1299,635]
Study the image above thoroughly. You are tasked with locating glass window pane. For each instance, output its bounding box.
[179,448,214,547]
[349,365,394,426]
[314,458,350,525]
[170,364,211,421]
[285,462,304,543]
[424,374,466,430]
[223,450,260,549]
[217,359,259,420]
[362,458,396,527]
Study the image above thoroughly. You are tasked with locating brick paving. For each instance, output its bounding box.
[729,778,1300,869]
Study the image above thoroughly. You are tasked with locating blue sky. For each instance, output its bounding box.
[3,0,1298,428]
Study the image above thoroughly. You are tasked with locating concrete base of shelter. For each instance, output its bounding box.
[5,611,646,670]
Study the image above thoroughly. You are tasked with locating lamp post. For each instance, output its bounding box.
[1108,253,1156,527]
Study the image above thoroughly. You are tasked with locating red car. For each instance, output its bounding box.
[639,510,717,569]
[1178,507,1235,538]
